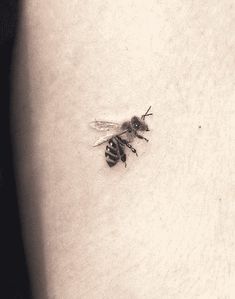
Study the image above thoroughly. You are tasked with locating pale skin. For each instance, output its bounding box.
[13,0,235,298]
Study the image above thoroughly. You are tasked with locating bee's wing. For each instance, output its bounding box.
[90,120,121,131]
[93,133,116,147]
[93,129,128,147]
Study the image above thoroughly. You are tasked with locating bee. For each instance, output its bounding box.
[90,106,153,167]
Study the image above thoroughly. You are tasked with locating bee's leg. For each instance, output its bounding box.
[135,133,149,142]
[122,141,138,157]
[121,154,127,167]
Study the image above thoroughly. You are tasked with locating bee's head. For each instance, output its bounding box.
[131,106,152,131]
[131,116,149,131]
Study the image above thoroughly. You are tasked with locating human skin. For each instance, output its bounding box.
[12,0,235,298]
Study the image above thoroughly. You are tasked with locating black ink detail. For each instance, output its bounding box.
[135,132,149,142]
[119,138,138,157]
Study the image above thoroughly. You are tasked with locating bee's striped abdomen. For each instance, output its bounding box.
[105,137,126,167]
[105,138,119,167]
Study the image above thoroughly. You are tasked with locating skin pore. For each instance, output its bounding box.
[13,1,235,298]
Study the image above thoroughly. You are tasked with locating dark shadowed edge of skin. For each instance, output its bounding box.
[0,0,32,298]
[11,1,47,298]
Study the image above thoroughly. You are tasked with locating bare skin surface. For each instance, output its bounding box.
[13,1,235,298]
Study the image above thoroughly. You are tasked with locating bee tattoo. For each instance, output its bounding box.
[90,106,153,167]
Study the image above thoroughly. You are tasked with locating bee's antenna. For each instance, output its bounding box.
[141,106,153,120]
